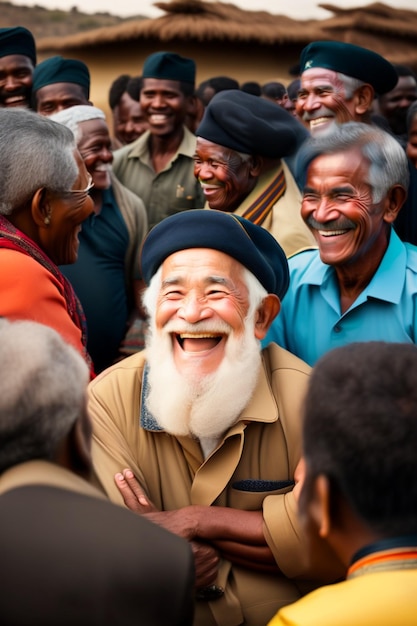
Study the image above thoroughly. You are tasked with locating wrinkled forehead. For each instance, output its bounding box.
[301,67,346,91]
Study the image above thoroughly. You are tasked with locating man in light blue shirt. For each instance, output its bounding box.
[264,122,417,366]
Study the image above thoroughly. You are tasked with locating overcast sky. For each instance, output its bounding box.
[10,0,417,20]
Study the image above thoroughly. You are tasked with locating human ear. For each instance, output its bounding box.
[310,474,332,539]
[31,187,52,227]
[354,84,374,115]
[248,155,264,177]
[254,294,280,339]
[383,185,407,223]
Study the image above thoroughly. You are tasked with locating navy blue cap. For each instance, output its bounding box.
[0,26,36,65]
[142,51,195,85]
[32,56,90,97]
[300,41,398,95]
[196,89,299,158]
[141,209,289,300]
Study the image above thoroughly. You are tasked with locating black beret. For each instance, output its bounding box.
[32,56,90,97]
[142,51,195,85]
[196,89,299,158]
[141,209,289,300]
[300,41,398,95]
[0,26,36,65]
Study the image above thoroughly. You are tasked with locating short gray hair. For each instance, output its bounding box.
[0,319,89,473]
[0,108,79,215]
[337,72,367,100]
[49,104,107,144]
[298,122,409,203]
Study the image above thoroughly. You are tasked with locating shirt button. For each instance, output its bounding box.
[334,325,342,333]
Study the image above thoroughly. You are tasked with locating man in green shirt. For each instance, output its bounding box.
[112,51,205,230]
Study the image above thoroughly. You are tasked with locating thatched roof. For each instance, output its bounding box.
[317,2,417,67]
[319,2,417,39]
[36,0,417,70]
[37,0,322,51]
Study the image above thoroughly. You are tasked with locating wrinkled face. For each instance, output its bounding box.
[77,118,113,190]
[378,76,417,136]
[301,148,390,268]
[42,150,94,265]
[113,92,149,145]
[140,78,190,137]
[194,138,256,211]
[35,82,89,116]
[0,54,33,108]
[297,68,359,136]
[155,248,251,378]
[406,113,417,168]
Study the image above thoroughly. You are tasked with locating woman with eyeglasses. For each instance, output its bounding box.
[0,108,95,378]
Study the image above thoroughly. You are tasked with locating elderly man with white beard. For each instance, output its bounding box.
[88,209,344,626]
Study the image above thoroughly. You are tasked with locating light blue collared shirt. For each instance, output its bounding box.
[263,230,417,366]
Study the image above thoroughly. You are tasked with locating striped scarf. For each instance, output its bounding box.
[241,168,286,226]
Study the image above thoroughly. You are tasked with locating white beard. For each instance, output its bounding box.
[145,315,263,453]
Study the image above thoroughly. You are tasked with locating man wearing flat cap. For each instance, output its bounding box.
[113,51,205,230]
[195,89,315,257]
[31,55,92,116]
[296,40,398,137]
[88,210,343,626]
[0,26,36,108]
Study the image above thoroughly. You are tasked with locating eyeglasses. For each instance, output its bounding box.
[60,174,94,198]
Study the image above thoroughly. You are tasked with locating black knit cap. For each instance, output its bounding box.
[196,89,299,158]
[300,41,398,95]
[32,56,90,97]
[142,51,196,86]
[0,26,36,65]
[141,209,289,300]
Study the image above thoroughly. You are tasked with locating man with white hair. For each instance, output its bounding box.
[0,318,194,626]
[50,105,148,372]
[88,209,344,626]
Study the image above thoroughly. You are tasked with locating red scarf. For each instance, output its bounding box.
[0,215,95,378]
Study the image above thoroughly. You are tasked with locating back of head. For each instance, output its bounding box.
[196,88,300,159]
[108,74,131,109]
[261,81,287,100]
[209,75,239,93]
[303,341,417,536]
[300,40,398,96]
[32,55,91,99]
[126,75,143,101]
[240,81,261,96]
[0,319,89,474]
[0,26,36,65]
[0,108,78,215]
[297,121,409,201]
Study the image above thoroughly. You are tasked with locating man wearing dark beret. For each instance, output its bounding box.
[31,55,92,116]
[0,26,36,108]
[194,89,316,257]
[113,51,205,231]
[88,209,344,626]
[296,40,417,248]
[296,40,398,137]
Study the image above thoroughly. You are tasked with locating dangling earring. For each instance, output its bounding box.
[44,214,51,225]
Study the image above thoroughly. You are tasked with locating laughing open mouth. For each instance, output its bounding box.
[175,332,224,352]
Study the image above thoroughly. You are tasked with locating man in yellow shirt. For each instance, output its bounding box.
[269,341,417,626]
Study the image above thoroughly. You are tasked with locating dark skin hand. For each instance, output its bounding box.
[115,469,280,584]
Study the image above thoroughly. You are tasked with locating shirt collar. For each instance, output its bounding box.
[126,125,197,161]
[296,229,407,305]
